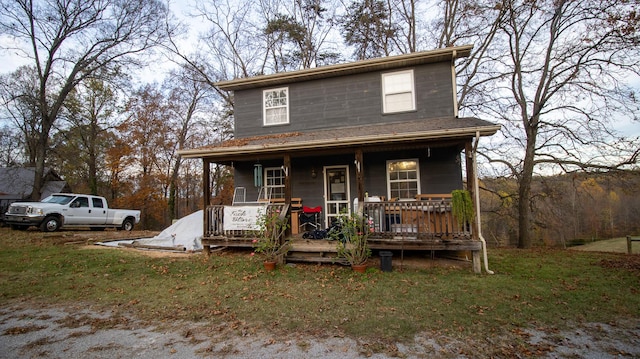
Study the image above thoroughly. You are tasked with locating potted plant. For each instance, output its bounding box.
[252,207,291,270]
[331,212,372,273]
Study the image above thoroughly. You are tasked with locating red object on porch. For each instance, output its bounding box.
[302,206,321,213]
[300,206,322,231]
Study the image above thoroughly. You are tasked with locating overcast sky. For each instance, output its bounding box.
[1,1,638,138]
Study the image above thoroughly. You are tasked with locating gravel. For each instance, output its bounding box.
[1,303,639,358]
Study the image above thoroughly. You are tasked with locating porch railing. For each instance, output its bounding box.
[204,203,287,238]
[204,199,471,241]
[363,199,471,240]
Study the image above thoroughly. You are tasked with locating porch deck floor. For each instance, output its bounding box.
[201,235,481,269]
[201,236,481,252]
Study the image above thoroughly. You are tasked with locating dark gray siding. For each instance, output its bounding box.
[233,146,463,207]
[363,147,463,198]
[232,162,260,202]
[234,62,455,138]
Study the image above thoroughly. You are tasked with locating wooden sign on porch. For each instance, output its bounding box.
[223,205,266,231]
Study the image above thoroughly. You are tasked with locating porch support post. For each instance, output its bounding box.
[355,149,364,212]
[465,141,481,273]
[465,141,478,239]
[283,154,292,236]
[203,158,211,255]
[284,154,292,204]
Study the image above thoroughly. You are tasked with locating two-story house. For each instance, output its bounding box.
[179,45,499,273]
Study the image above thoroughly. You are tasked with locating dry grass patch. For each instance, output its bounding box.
[3,324,47,335]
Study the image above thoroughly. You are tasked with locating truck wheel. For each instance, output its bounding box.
[40,216,61,232]
[120,218,134,231]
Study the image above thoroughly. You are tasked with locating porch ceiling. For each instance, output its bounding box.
[179,117,500,160]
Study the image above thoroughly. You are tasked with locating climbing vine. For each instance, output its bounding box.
[451,189,474,227]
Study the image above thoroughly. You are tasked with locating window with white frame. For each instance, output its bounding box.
[263,88,289,125]
[382,70,415,113]
[387,159,420,200]
[265,167,285,199]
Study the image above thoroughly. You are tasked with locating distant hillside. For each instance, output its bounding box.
[480,170,640,247]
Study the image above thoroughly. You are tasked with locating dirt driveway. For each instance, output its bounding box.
[2,301,639,359]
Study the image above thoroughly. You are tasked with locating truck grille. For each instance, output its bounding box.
[7,206,27,215]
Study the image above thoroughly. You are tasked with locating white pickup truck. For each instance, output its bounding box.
[4,193,141,232]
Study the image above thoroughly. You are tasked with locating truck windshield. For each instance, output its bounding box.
[41,195,74,205]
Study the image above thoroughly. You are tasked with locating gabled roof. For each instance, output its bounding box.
[179,117,500,159]
[216,45,473,91]
[0,167,70,199]
[41,181,71,198]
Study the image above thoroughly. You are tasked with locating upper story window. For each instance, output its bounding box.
[387,159,420,200]
[263,87,289,125]
[382,70,415,113]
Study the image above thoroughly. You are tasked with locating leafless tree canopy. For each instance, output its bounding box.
[0,0,638,236]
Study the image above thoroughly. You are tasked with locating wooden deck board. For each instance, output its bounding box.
[368,240,481,251]
[202,236,481,252]
[291,239,338,252]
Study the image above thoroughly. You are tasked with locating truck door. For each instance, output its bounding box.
[65,196,91,224]
[90,197,108,225]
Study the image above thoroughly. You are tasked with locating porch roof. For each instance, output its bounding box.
[215,45,473,91]
[179,117,499,160]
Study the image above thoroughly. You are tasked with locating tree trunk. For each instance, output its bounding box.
[88,118,99,195]
[31,147,45,200]
[88,150,98,195]
[168,146,183,220]
[517,176,532,248]
[30,119,52,200]
[517,127,537,249]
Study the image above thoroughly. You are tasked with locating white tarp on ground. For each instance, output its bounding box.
[133,210,203,251]
[96,210,203,251]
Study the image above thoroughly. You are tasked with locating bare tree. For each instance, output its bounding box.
[0,66,41,165]
[164,65,216,220]
[0,125,22,166]
[389,0,417,53]
[190,0,266,81]
[0,0,172,199]
[477,0,640,248]
[420,0,508,111]
[340,0,397,59]
[264,0,340,70]
[49,78,120,195]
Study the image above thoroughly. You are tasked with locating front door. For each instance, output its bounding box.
[324,165,350,227]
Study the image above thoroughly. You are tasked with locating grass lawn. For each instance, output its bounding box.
[1,228,639,347]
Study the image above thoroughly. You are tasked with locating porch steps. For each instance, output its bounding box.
[286,239,347,264]
[286,254,346,264]
[290,239,338,252]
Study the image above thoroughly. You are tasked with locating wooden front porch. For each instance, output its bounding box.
[201,199,481,270]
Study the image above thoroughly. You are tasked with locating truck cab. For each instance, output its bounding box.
[5,193,140,232]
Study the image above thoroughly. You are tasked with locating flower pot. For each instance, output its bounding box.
[263,261,276,271]
[351,264,367,273]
